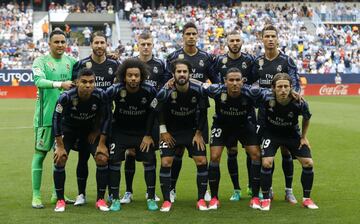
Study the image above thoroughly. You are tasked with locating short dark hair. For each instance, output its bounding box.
[90,31,107,43]
[115,58,150,83]
[49,28,66,40]
[182,22,198,34]
[271,73,292,87]
[226,30,241,37]
[171,59,192,74]
[138,32,152,40]
[225,67,242,78]
[78,68,95,78]
[262,24,278,37]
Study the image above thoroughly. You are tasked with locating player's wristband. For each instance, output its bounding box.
[53,81,62,88]
[159,125,167,134]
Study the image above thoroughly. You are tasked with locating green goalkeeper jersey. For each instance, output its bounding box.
[33,54,77,127]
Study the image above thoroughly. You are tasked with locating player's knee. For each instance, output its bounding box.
[161,157,173,167]
[262,158,273,168]
[301,158,313,168]
[55,155,67,167]
[194,156,207,166]
[210,154,221,164]
[95,153,108,166]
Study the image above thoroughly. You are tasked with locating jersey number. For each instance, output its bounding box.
[261,139,271,149]
[211,128,222,138]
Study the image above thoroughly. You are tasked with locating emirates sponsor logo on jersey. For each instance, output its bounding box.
[319,85,348,96]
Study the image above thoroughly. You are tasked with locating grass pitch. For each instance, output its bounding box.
[0,97,359,224]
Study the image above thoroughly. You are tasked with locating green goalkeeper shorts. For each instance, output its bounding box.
[34,126,54,151]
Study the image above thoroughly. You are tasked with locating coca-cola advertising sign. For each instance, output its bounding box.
[303,84,360,96]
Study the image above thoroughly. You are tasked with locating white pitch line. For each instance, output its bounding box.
[0,126,32,130]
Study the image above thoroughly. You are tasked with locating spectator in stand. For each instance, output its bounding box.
[104,23,112,44]
[124,0,133,20]
[83,27,92,46]
[42,20,49,41]
[335,73,342,84]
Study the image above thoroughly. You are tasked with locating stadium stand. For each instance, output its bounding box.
[0,1,359,73]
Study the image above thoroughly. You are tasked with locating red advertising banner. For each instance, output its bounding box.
[0,86,37,98]
[302,84,360,96]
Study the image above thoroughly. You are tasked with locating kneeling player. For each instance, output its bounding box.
[201,68,262,210]
[52,68,111,212]
[244,73,319,211]
[106,58,158,211]
[151,59,209,212]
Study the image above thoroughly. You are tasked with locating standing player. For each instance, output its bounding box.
[243,73,318,211]
[151,59,209,212]
[71,31,120,206]
[203,68,262,210]
[210,31,256,200]
[52,68,111,212]
[166,22,220,202]
[31,28,76,208]
[252,25,301,203]
[106,58,158,211]
[120,32,166,204]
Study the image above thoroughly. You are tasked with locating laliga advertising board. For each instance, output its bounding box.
[1,70,360,98]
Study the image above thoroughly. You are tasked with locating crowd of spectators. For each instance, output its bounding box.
[0,2,34,70]
[48,1,115,14]
[317,2,358,22]
[125,2,359,74]
[1,1,359,74]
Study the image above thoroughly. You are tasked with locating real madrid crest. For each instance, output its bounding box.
[242,62,247,69]
[277,65,282,72]
[171,91,177,103]
[269,99,276,108]
[86,61,92,69]
[191,96,197,103]
[222,57,228,64]
[178,54,184,59]
[153,66,158,74]
[259,59,264,70]
[91,104,97,111]
[119,89,127,102]
[141,97,147,104]
[199,60,204,67]
[220,92,227,103]
[72,98,78,110]
[108,67,113,75]
[288,112,294,118]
